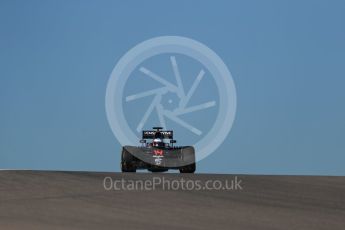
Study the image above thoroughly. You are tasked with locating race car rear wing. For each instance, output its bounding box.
[142,130,173,139]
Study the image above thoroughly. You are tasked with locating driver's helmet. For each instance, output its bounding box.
[152,138,164,147]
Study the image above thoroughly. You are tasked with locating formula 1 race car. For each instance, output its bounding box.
[121,127,196,173]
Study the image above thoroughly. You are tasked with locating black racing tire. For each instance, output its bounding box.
[121,147,136,173]
[179,163,196,173]
[179,146,196,173]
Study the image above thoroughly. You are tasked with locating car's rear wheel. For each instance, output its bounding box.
[121,147,136,172]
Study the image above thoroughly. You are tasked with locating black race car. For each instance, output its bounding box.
[121,127,196,173]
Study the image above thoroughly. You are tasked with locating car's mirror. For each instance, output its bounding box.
[170,140,177,144]
[140,139,146,143]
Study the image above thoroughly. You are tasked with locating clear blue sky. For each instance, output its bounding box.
[1,0,344,175]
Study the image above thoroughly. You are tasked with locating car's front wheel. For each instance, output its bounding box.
[121,147,136,172]
[179,163,196,173]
